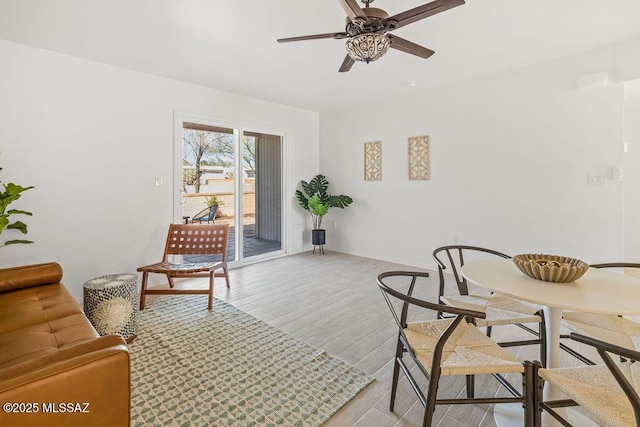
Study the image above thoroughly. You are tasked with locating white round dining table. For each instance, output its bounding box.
[461,258,640,426]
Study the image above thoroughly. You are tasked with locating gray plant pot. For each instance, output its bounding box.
[312,229,326,246]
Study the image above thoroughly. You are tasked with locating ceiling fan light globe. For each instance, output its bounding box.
[345,33,390,63]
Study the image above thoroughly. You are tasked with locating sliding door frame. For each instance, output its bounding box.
[173,111,288,267]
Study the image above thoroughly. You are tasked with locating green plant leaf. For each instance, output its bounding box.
[295,189,309,210]
[308,175,329,199]
[5,183,34,196]
[300,180,312,197]
[205,195,223,207]
[7,221,28,234]
[3,239,34,246]
[327,195,353,209]
[0,165,34,247]
[309,195,329,216]
[7,209,32,216]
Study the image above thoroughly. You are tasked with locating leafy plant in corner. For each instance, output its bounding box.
[295,174,353,230]
[0,165,35,247]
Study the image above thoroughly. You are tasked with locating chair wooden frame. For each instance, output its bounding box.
[137,223,230,310]
[377,270,536,427]
[534,332,640,426]
[432,245,547,397]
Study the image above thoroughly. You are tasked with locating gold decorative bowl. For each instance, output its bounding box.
[513,254,589,283]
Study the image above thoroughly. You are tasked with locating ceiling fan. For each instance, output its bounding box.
[277,0,465,72]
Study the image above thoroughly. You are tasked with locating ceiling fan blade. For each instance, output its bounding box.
[277,32,349,43]
[339,55,356,73]
[338,0,370,24]
[383,0,464,30]
[388,35,435,59]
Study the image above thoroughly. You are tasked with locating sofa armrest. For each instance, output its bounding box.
[0,263,63,294]
[0,335,130,427]
[0,335,126,382]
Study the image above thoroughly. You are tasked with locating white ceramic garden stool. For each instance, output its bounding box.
[83,273,139,343]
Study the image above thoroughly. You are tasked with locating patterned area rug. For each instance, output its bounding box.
[129,296,374,426]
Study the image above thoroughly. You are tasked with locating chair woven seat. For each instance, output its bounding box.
[441,294,542,327]
[533,332,640,427]
[562,312,640,352]
[538,362,640,427]
[405,318,524,376]
[137,261,222,275]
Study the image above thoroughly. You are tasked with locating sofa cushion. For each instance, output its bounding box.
[0,313,98,369]
[0,283,84,334]
[0,281,98,368]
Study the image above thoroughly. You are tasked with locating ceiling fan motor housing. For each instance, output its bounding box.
[345,7,389,35]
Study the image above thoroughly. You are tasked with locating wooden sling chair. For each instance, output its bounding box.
[137,223,230,310]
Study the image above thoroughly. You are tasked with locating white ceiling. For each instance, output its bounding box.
[1,0,640,112]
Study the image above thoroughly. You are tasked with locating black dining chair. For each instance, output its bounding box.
[432,245,547,397]
[534,332,640,426]
[377,270,536,427]
[560,262,640,366]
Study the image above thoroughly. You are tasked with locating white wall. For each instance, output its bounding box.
[0,39,319,301]
[624,107,640,262]
[320,47,625,269]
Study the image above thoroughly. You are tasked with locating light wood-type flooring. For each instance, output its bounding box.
[145,251,605,427]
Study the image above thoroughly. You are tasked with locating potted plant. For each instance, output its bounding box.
[0,165,34,247]
[295,174,353,252]
[205,195,224,219]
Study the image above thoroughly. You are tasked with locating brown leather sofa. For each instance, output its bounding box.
[0,262,131,426]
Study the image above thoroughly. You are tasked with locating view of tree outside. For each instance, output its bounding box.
[182,169,198,193]
[182,129,232,193]
[182,129,256,193]
[243,136,256,177]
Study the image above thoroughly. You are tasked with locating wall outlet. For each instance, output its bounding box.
[588,173,607,186]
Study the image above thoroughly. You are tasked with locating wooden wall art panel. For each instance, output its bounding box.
[408,136,430,180]
[364,141,382,181]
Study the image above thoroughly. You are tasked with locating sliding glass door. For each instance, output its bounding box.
[243,131,282,258]
[177,116,284,264]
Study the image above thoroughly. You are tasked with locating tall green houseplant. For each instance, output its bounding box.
[0,165,34,247]
[295,174,352,251]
